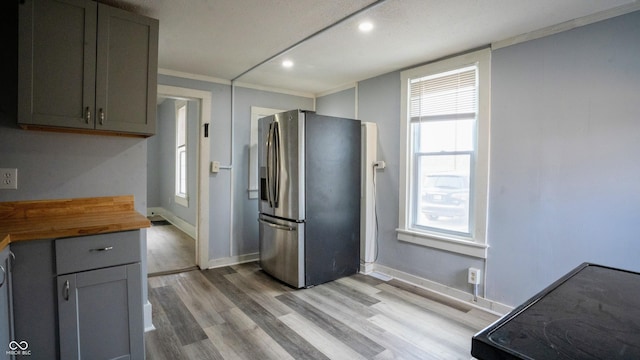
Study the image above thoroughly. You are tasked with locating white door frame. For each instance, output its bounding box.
[157,85,211,268]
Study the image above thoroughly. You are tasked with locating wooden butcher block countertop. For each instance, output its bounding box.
[0,195,150,251]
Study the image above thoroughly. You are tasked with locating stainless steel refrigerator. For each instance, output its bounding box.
[258,109,361,288]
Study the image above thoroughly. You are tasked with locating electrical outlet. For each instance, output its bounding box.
[468,267,481,285]
[0,168,18,190]
[373,160,386,169]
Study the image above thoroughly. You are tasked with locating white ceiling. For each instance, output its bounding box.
[107,0,639,96]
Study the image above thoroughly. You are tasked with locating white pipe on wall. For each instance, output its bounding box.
[360,122,378,273]
[228,82,236,258]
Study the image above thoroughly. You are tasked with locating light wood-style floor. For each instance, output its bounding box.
[145,262,499,360]
[147,217,197,276]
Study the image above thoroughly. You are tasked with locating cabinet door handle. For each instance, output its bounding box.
[63,280,70,301]
[85,107,91,124]
[0,265,5,288]
[9,251,15,269]
[91,246,113,252]
[99,108,105,125]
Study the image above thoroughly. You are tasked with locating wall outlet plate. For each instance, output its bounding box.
[373,160,386,169]
[0,168,18,190]
[468,267,481,285]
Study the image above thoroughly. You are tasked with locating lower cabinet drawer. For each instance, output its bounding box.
[55,230,141,274]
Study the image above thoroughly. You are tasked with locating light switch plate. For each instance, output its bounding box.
[210,161,220,173]
[0,168,18,189]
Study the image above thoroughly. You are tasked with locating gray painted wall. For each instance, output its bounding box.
[316,88,356,118]
[318,10,640,307]
[487,10,640,306]
[355,72,486,295]
[146,106,162,207]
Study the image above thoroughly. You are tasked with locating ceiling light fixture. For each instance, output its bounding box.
[358,21,374,32]
[282,60,294,68]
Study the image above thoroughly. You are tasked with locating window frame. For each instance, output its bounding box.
[175,100,189,207]
[398,48,491,259]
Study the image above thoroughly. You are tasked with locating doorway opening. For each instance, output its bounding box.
[146,85,211,276]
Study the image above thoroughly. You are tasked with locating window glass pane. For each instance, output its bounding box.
[179,148,187,195]
[415,119,474,153]
[414,154,471,234]
[175,101,187,201]
[177,104,186,146]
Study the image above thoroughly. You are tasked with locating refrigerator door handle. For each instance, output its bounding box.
[273,121,281,208]
[266,122,274,208]
[258,218,295,231]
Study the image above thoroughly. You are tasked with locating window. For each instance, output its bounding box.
[175,100,188,207]
[398,49,490,258]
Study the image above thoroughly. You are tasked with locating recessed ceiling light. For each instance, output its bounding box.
[282,60,294,68]
[358,22,373,32]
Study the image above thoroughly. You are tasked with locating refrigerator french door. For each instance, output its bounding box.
[258,109,361,288]
[259,110,304,221]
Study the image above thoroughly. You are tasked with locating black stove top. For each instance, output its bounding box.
[472,263,640,359]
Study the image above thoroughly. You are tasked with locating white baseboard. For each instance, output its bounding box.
[373,263,513,316]
[359,261,375,274]
[144,301,155,332]
[147,207,196,239]
[147,207,163,217]
[207,253,260,269]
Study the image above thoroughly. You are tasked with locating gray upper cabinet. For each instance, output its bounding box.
[18,0,158,137]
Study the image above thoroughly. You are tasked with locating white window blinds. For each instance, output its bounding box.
[409,66,477,122]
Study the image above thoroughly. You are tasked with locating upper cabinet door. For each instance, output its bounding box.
[19,0,158,137]
[19,0,97,130]
[96,4,158,136]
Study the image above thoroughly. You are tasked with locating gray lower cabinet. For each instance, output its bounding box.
[11,239,57,360]
[57,264,143,360]
[18,0,158,136]
[11,230,144,360]
[0,247,14,360]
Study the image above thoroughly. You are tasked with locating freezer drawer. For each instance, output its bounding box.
[258,215,304,288]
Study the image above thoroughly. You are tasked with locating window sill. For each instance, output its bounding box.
[175,195,189,208]
[396,228,488,259]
